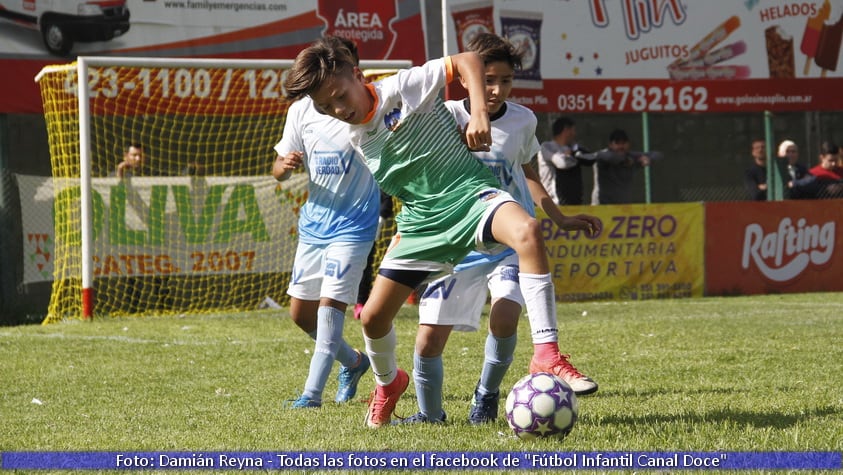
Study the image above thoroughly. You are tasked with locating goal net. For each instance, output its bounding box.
[35,57,405,323]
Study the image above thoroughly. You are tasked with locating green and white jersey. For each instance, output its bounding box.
[347,58,508,268]
[445,99,540,271]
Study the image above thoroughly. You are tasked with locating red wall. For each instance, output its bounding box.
[705,200,843,295]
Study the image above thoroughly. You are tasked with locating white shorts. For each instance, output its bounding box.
[418,253,524,332]
[287,240,374,305]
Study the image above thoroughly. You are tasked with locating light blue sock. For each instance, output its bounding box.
[413,352,445,420]
[301,306,346,401]
[307,317,356,366]
[335,326,359,369]
[477,332,516,396]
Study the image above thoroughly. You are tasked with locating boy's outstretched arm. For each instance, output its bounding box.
[523,163,601,238]
[448,52,491,151]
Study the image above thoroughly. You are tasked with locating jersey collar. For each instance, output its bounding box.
[362,83,379,124]
[462,98,507,122]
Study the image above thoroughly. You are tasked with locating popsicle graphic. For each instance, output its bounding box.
[814,12,843,77]
[669,65,751,81]
[765,25,796,78]
[801,0,831,76]
[703,40,747,66]
[671,15,741,69]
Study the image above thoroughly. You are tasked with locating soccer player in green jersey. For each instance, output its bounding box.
[398,33,600,426]
[284,37,599,428]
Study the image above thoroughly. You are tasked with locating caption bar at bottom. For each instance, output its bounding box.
[1,451,840,470]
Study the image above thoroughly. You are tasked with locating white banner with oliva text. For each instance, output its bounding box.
[17,174,308,283]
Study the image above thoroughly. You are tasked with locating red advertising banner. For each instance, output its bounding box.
[0,0,427,113]
[705,200,843,296]
[443,0,843,112]
[503,77,834,114]
[318,0,398,60]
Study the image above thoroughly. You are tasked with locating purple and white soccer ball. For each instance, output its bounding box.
[505,372,578,440]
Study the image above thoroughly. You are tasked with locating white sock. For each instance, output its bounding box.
[364,326,398,386]
[519,272,559,344]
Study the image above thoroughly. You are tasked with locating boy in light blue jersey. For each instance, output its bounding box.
[284,36,599,428]
[400,33,600,425]
[273,37,375,409]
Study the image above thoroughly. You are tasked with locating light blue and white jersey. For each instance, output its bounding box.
[444,99,540,271]
[274,96,379,244]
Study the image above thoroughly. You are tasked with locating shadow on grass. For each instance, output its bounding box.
[588,405,840,429]
[596,386,750,397]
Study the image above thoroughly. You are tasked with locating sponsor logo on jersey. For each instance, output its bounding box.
[313,149,355,175]
[482,158,514,186]
[384,106,401,131]
[478,190,501,202]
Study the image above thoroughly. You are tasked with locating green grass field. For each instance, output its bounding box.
[1,292,841,474]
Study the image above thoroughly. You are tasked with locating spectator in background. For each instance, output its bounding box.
[808,141,843,198]
[113,143,148,179]
[778,140,810,199]
[583,129,660,205]
[537,117,593,205]
[743,138,769,201]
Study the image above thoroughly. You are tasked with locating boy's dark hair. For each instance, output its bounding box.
[609,129,629,143]
[465,32,523,70]
[820,140,839,155]
[284,36,359,101]
[551,117,575,137]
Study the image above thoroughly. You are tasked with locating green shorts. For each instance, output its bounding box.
[379,189,514,274]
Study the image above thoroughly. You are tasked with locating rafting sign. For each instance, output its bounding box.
[444,0,843,112]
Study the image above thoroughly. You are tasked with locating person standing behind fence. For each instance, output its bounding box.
[743,138,770,201]
[584,129,660,205]
[537,117,593,205]
[112,143,148,178]
[807,141,843,198]
[778,140,810,199]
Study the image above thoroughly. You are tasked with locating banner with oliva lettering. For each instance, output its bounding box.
[17,174,306,283]
[537,202,704,302]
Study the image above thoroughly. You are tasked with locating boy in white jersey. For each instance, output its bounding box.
[399,33,600,425]
[273,36,375,409]
[284,36,598,428]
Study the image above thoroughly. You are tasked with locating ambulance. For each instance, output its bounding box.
[0,0,130,55]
